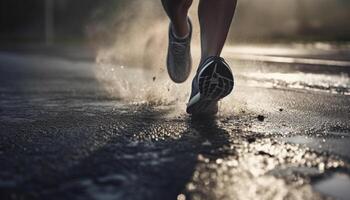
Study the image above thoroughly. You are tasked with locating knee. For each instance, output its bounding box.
[182,0,193,8]
[162,0,193,15]
[167,0,193,9]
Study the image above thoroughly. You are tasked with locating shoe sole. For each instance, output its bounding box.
[186,60,234,115]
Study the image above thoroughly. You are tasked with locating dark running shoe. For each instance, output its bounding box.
[186,56,234,115]
[166,18,192,83]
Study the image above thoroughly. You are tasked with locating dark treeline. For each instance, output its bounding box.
[1,0,349,44]
[0,0,120,42]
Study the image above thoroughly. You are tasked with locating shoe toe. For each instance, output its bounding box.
[167,59,192,83]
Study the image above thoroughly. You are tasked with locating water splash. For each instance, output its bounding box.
[92,0,202,109]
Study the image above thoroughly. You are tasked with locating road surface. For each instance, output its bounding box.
[0,45,350,200]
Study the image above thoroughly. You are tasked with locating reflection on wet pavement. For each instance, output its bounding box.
[1,49,350,199]
[283,132,350,160]
[238,72,350,95]
[313,173,350,200]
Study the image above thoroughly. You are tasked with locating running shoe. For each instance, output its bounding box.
[166,18,192,83]
[186,56,234,115]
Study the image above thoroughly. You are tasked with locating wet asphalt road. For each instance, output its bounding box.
[0,52,350,200]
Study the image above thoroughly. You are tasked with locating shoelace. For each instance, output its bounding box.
[170,41,188,56]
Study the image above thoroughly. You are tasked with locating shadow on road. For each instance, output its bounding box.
[32,109,232,200]
[0,52,234,200]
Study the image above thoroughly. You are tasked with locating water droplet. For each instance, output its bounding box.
[177,194,186,200]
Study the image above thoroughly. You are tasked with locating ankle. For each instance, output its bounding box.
[200,53,221,64]
[172,18,190,39]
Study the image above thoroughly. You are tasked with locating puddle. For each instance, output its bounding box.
[313,173,350,200]
[283,132,350,160]
[239,72,350,95]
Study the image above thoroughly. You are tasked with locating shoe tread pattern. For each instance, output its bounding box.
[198,62,234,101]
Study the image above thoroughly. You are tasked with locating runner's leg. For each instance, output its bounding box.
[198,0,237,62]
[161,0,193,38]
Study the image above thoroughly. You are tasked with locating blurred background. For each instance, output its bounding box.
[2,2,350,200]
[1,0,350,46]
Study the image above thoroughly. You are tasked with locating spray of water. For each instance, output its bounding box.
[89,0,257,116]
[92,1,201,110]
[90,0,350,115]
